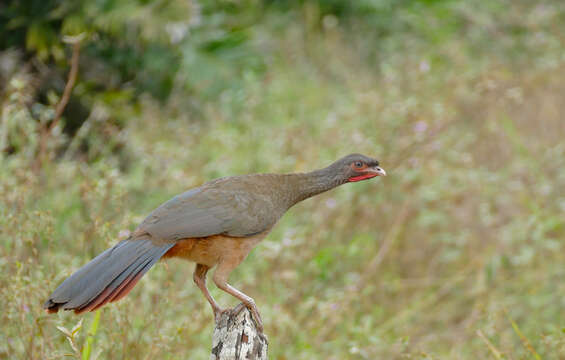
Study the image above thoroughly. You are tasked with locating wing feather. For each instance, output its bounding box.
[136,184,276,240]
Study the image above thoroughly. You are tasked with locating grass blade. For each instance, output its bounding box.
[82,310,101,360]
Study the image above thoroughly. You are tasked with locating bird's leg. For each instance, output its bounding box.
[193,264,224,320]
[213,265,264,333]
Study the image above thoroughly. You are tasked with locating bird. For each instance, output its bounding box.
[44,153,386,332]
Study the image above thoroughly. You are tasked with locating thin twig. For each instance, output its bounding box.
[51,40,81,132]
[34,35,83,172]
[351,200,412,293]
[504,308,541,360]
[387,120,454,173]
[377,266,474,333]
[477,329,504,359]
[316,200,412,341]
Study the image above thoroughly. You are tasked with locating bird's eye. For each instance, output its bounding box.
[354,161,363,168]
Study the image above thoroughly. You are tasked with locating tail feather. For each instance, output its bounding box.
[62,242,154,309]
[75,256,152,313]
[77,253,157,313]
[108,259,153,302]
[44,237,174,313]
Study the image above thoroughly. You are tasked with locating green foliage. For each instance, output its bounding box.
[2,0,565,358]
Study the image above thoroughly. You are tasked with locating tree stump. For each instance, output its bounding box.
[210,304,268,360]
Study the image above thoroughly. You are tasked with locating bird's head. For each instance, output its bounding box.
[332,153,386,183]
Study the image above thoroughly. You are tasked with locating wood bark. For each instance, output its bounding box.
[210,304,268,360]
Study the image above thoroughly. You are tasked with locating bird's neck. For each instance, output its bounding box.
[287,165,345,205]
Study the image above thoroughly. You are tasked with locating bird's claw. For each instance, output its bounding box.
[244,303,264,334]
[214,303,266,336]
[231,303,246,316]
[213,307,230,322]
[240,303,267,341]
[218,303,265,334]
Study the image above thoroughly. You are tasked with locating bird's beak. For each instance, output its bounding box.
[367,166,387,176]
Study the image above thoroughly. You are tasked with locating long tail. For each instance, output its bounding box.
[44,237,174,314]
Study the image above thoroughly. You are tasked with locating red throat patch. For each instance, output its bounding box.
[348,173,378,182]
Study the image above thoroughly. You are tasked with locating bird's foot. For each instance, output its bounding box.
[233,302,264,334]
[213,307,230,322]
[233,303,267,342]
[231,303,246,316]
[214,304,266,336]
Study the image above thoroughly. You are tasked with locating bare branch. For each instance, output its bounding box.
[34,35,83,172]
[50,37,82,133]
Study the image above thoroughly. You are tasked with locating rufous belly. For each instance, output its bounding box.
[162,231,268,268]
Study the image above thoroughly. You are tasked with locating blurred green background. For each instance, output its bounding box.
[1,0,565,358]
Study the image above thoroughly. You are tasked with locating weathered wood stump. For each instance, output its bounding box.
[210,304,268,360]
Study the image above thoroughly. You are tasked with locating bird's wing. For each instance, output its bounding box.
[136,186,275,241]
